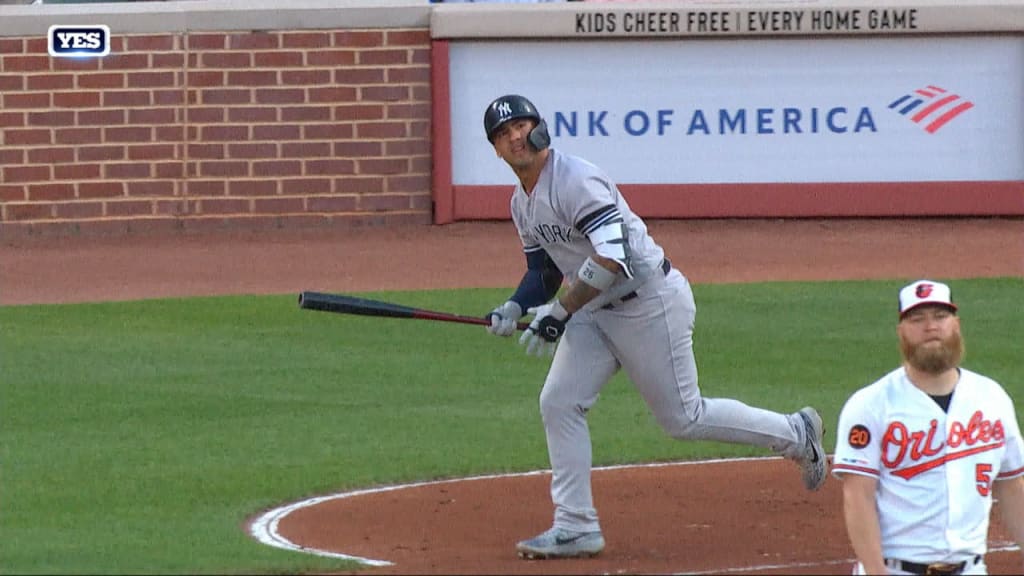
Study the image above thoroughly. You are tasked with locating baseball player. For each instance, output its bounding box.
[480,94,828,559]
[832,280,1024,575]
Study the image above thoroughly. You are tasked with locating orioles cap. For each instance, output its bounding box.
[898,279,957,318]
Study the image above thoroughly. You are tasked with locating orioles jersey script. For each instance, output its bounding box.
[833,367,1024,562]
[509,147,665,309]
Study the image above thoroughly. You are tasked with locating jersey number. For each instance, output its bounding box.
[975,463,993,497]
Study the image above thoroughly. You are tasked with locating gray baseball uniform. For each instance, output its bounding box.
[510,147,809,532]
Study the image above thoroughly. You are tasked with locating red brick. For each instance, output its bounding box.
[27,147,74,164]
[28,183,75,201]
[126,35,176,51]
[77,109,126,126]
[55,163,101,181]
[183,180,223,196]
[106,199,154,217]
[202,125,249,142]
[306,159,355,176]
[0,111,25,128]
[253,124,300,141]
[156,126,184,142]
[229,33,280,50]
[199,198,251,214]
[128,144,176,161]
[151,53,185,69]
[356,121,407,139]
[359,193,411,212]
[103,91,152,107]
[198,160,248,177]
[52,57,101,73]
[385,139,429,156]
[155,162,184,179]
[25,37,47,53]
[335,177,383,194]
[54,201,104,220]
[0,185,26,202]
[0,149,23,165]
[282,32,332,49]
[100,54,149,71]
[3,92,50,108]
[281,178,331,196]
[254,51,304,68]
[79,182,125,199]
[105,127,153,143]
[3,165,50,183]
[410,48,430,65]
[77,73,125,89]
[128,108,177,125]
[186,107,225,123]
[387,67,430,84]
[307,194,357,212]
[0,74,24,91]
[187,34,227,50]
[385,30,431,46]
[154,199,188,216]
[360,85,408,102]
[336,69,386,86]
[252,160,301,177]
[333,31,383,47]
[253,197,304,213]
[28,111,74,126]
[78,145,125,162]
[410,85,430,100]
[227,107,275,123]
[281,142,331,157]
[309,86,358,103]
[127,72,177,88]
[281,106,331,122]
[188,144,225,159]
[387,175,431,194]
[254,88,305,105]
[5,128,52,146]
[153,89,185,106]
[6,203,53,221]
[229,179,278,196]
[2,55,49,72]
[227,70,278,86]
[0,39,23,54]
[387,103,430,120]
[335,104,385,121]
[201,89,251,105]
[27,74,74,90]
[201,52,252,68]
[303,124,352,140]
[306,50,357,67]
[357,49,408,66]
[104,163,152,179]
[126,180,175,197]
[228,143,278,159]
[187,71,225,87]
[359,158,408,175]
[280,69,331,85]
[54,91,102,108]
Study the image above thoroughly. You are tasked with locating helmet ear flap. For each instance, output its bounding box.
[527,118,550,151]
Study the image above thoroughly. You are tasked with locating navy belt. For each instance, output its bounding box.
[884,555,981,575]
[601,258,671,310]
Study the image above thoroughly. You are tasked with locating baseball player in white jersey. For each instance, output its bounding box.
[832,280,1024,575]
[479,94,829,560]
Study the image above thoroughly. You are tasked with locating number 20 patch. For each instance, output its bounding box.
[848,424,871,449]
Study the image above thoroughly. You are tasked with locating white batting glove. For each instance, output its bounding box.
[485,301,522,337]
[518,301,570,357]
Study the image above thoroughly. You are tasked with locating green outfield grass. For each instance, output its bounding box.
[2,278,1021,574]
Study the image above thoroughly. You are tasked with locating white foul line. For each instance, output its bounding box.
[247,456,1021,572]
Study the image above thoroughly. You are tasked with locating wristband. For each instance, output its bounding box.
[577,256,617,291]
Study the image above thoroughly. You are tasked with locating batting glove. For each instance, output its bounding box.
[519,301,570,357]
[485,301,522,337]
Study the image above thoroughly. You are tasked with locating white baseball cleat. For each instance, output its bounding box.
[516,526,605,559]
[797,406,828,491]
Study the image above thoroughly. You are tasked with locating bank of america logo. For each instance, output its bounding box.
[888,86,973,134]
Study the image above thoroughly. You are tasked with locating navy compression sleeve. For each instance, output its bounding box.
[509,247,563,310]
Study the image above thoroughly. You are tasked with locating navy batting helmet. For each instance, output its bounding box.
[483,94,551,150]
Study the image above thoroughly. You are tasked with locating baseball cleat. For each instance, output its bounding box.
[515,526,605,559]
[796,406,827,491]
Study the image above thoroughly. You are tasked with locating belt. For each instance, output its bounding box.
[601,258,671,310]
[884,555,981,575]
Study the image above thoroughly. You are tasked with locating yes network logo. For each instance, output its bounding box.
[888,85,973,134]
[48,25,110,58]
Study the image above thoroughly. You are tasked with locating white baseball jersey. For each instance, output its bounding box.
[832,366,1024,563]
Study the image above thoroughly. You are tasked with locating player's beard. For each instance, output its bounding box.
[900,330,964,374]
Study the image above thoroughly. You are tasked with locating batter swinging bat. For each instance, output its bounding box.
[298,291,530,331]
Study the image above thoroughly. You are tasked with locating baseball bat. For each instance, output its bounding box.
[298,291,530,331]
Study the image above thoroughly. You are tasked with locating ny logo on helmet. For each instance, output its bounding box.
[495,101,513,118]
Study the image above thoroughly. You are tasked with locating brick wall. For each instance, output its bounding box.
[0,28,433,237]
